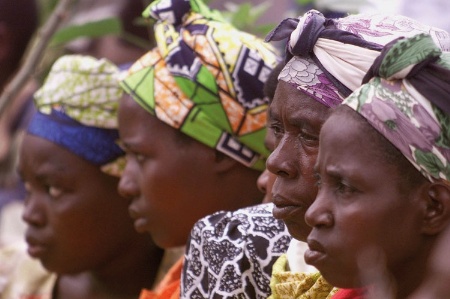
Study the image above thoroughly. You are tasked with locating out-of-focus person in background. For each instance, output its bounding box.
[0,0,39,215]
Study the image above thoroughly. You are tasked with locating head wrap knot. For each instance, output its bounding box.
[344,33,450,183]
[266,10,450,108]
[29,55,125,177]
[120,0,280,171]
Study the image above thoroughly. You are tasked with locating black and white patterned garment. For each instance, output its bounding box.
[181,203,291,298]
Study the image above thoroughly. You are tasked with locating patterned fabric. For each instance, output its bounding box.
[265,10,450,108]
[181,203,291,298]
[269,255,338,299]
[30,55,125,176]
[0,245,56,299]
[120,0,280,171]
[344,33,450,183]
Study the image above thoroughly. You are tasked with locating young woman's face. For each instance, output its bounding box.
[18,134,145,273]
[266,81,330,241]
[118,95,240,249]
[305,111,424,288]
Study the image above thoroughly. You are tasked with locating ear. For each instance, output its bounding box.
[213,150,239,174]
[0,24,12,61]
[421,182,450,235]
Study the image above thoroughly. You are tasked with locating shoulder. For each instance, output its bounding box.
[190,203,289,243]
[182,203,291,298]
[0,245,56,299]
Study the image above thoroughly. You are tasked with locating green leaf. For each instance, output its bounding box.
[50,17,122,46]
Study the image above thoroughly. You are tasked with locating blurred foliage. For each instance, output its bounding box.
[39,0,274,49]
[33,0,276,81]
[221,1,275,36]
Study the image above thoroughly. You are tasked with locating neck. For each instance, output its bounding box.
[391,241,435,299]
[55,243,164,299]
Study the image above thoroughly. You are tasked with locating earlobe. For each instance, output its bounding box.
[421,182,450,235]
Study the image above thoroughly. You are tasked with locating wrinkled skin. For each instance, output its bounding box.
[266,81,330,241]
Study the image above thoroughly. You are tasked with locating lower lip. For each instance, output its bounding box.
[272,205,303,220]
[133,218,150,233]
[27,244,47,258]
[304,248,326,266]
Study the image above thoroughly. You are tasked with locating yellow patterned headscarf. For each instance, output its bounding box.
[120,0,280,171]
[29,55,125,176]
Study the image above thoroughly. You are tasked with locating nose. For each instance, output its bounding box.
[305,188,334,229]
[118,163,140,201]
[22,193,47,227]
[266,136,297,179]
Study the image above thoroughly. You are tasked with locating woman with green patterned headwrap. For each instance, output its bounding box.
[116,0,284,298]
[306,33,450,299]
[0,55,165,299]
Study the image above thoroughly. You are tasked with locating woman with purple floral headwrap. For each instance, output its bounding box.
[264,9,449,299]
[308,32,450,299]
[180,8,450,299]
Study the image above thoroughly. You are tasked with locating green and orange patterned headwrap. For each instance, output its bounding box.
[119,0,280,171]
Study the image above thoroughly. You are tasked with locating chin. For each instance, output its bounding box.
[285,223,310,242]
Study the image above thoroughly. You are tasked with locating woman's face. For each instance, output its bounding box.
[266,81,330,241]
[258,123,276,203]
[118,95,245,249]
[18,134,148,273]
[305,111,424,288]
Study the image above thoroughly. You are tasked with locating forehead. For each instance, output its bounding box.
[118,94,181,149]
[318,111,392,177]
[19,134,95,178]
[270,81,330,127]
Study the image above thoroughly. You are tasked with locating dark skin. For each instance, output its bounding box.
[117,94,263,249]
[306,108,450,299]
[266,80,330,242]
[409,224,450,299]
[18,134,163,299]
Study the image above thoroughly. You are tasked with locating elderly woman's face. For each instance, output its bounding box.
[266,81,330,242]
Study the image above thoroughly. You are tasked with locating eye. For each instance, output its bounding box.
[125,151,147,165]
[314,173,322,189]
[335,181,356,196]
[269,122,284,138]
[48,186,63,198]
[299,130,320,147]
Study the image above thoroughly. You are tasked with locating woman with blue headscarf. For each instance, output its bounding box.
[0,55,164,299]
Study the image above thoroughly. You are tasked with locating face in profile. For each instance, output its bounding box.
[305,110,425,288]
[118,95,237,249]
[258,124,276,203]
[266,81,330,242]
[18,134,145,273]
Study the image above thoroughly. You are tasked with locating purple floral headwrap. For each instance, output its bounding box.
[265,10,450,108]
[344,33,450,183]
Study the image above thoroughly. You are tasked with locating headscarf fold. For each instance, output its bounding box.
[29,55,125,177]
[120,0,280,171]
[265,10,450,108]
[343,33,450,183]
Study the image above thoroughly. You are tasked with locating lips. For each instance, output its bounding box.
[272,195,304,220]
[128,207,149,233]
[25,235,48,258]
[304,238,326,266]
